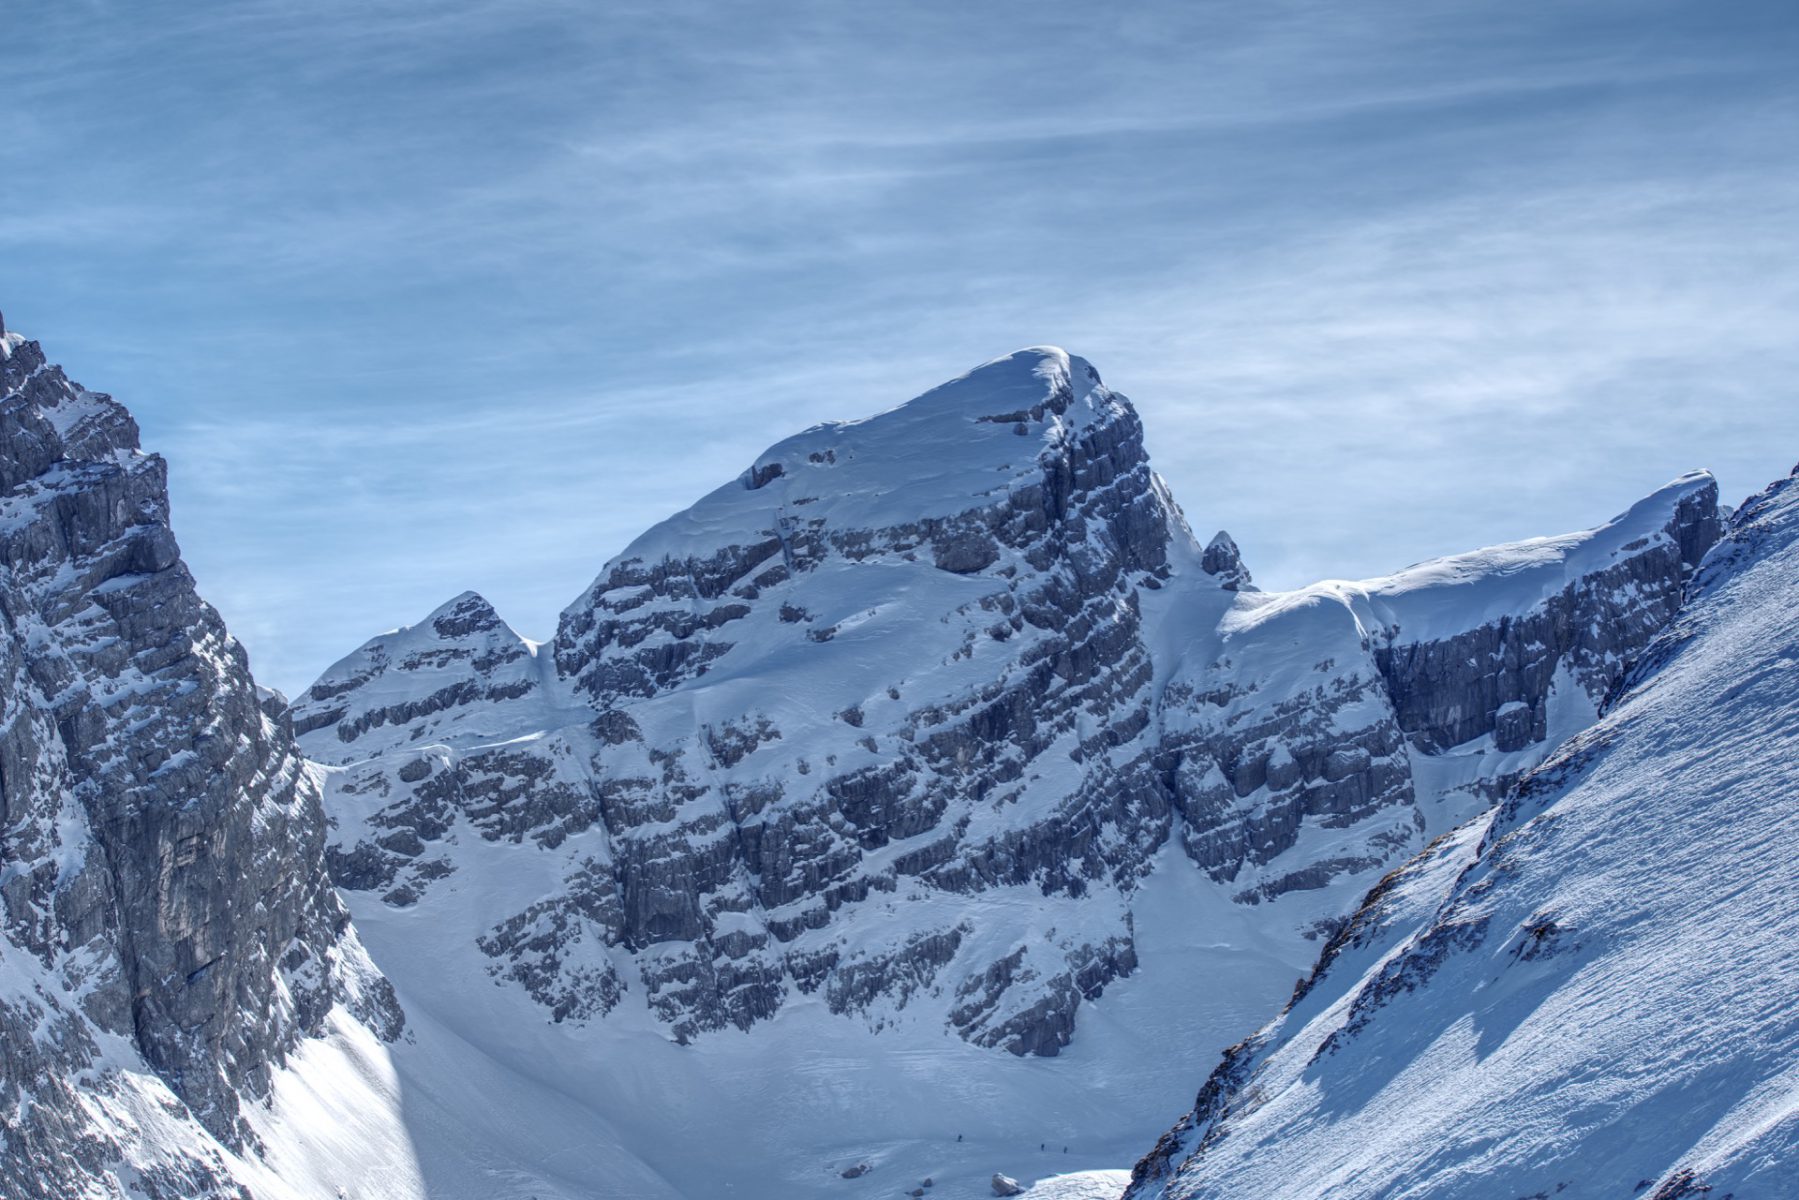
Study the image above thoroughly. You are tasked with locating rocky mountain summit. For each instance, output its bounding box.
[2,322,1759,1200]
[0,324,401,1198]
[1125,462,1799,1200]
[296,346,1722,1065]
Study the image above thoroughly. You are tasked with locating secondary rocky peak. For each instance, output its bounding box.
[1,329,143,483]
[293,589,543,757]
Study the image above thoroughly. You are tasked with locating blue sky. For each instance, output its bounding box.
[7,0,1797,696]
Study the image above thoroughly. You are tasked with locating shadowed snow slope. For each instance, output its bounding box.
[1126,463,1799,1200]
[294,347,1725,1198]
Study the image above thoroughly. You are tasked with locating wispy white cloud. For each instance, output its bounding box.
[7,0,1798,693]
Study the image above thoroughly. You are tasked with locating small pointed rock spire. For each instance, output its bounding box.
[428,590,506,638]
[1202,530,1253,591]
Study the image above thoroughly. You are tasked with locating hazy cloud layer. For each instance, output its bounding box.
[7,0,1797,693]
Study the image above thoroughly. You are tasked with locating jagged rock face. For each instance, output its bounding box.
[1370,478,1722,755]
[297,589,548,749]
[1199,531,1251,591]
[1158,470,1722,900]
[298,346,1721,1062]
[1159,633,1419,903]
[550,350,1191,1043]
[0,329,398,1198]
[1124,466,1799,1200]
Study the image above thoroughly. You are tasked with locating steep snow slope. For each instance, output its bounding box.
[1126,463,1799,1200]
[0,324,415,1198]
[297,347,1721,1197]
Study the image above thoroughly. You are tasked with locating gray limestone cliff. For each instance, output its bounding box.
[0,326,398,1198]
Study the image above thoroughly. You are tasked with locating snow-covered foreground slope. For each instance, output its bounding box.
[296,347,1724,1197]
[1126,463,1799,1200]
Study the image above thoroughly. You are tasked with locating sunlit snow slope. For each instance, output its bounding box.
[1127,463,1799,1200]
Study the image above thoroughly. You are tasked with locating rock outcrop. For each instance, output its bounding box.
[1199,531,1251,591]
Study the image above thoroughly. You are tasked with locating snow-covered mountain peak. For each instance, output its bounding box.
[294,587,548,759]
[842,344,1103,424]
[581,346,1134,580]
[301,337,1726,1129]
[553,346,1183,711]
